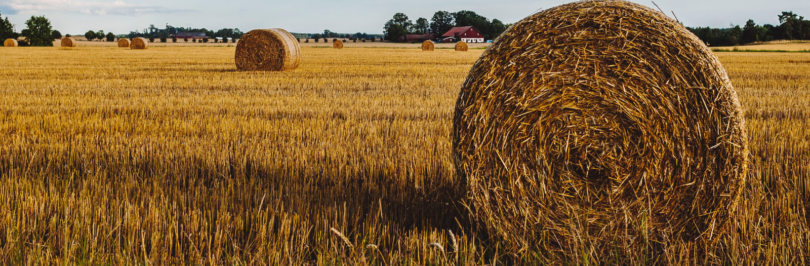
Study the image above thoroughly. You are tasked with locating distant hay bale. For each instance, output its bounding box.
[452,0,748,256]
[333,39,343,49]
[234,28,301,71]
[455,41,468,51]
[130,37,148,49]
[118,38,130,48]
[3,38,17,47]
[421,40,434,51]
[60,37,77,47]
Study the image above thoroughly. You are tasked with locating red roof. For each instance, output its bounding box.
[442,26,474,37]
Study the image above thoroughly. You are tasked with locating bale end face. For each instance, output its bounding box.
[3,39,17,47]
[235,28,301,71]
[452,0,748,257]
[60,37,77,47]
[421,40,435,51]
[130,37,149,49]
[455,41,468,51]
[118,38,131,48]
[333,40,344,49]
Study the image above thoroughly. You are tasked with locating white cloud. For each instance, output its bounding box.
[0,0,188,16]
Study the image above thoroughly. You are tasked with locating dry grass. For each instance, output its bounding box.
[714,40,810,51]
[0,46,807,264]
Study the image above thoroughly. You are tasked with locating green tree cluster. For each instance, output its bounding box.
[23,16,53,46]
[383,10,508,42]
[689,11,810,46]
[0,12,17,43]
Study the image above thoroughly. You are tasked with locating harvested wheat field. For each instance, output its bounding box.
[0,46,808,264]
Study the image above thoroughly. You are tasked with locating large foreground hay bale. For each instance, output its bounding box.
[333,39,344,49]
[421,40,434,51]
[118,38,130,48]
[452,0,748,257]
[3,38,17,47]
[455,41,468,51]
[130,37,148,49]
[60,37,77,47]
[235,28,301,71]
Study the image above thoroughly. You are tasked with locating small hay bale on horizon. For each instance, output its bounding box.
[60,37,77,47]
[452,0,749,259]
[455,41,468,51]
[118,38,131,48]
[234,28,301,71]
[333,39,344,49]
[421,40,434,51]
[3,38,17,47]
[130,37,148,49]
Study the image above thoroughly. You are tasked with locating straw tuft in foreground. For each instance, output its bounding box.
[452,0,749,260]
[235,29,301,71]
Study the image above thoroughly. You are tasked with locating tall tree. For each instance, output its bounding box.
[85,30,96,41]
[414,17,429,34]
[24,16,53,46]
[741,19,757,44]
[52,30,62,40]
[0,12,16,41]
[96,30,105,41]
[430,11,454,35]
[106,32,115,42]
[384,13,412,41]
[490,19,507,40]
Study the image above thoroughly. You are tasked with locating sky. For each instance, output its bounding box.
[1,0,808,35]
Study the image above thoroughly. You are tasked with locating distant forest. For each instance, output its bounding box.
[688,11,810,46]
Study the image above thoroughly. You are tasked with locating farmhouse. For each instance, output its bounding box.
[400,33,435,42]
[442,26,484,43]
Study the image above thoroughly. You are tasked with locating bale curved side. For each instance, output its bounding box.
[3,39,17,47]
[455,41,468,51]
[130,37,148,49]
[333,40,344,49]
[60,37,77,47]
[452,0,748,257]
[118,38,131,48]
[421,40,434,51]
[234,28,301,71]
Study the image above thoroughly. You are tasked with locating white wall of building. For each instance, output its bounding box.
[462,38,485,43]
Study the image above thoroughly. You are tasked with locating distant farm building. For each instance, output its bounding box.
[400,33,435,43]
[442,26,484,43]
[175,32,208,40]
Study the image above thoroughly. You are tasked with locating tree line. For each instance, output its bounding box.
[127,24,244,40]
[688,11,810,46]
[383,10,509,42]
[0,13,55,46]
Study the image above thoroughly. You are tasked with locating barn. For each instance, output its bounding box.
[400,33,435,43]
[442,26,484,43]
[175,32,208,40]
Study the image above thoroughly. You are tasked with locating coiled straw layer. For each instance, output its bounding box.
[452,0,748,258]
[3,39,16,47]
[421,40,434,51]
[455,41,468,51]
[235,28,301,71]
[118,38,131,48]
[130,37,148,49]
[333,39,344,49]
[60,37,77,47]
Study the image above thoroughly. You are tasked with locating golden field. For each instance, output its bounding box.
[0,46,808,264]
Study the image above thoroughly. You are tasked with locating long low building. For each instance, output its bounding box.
[175,32,208,39]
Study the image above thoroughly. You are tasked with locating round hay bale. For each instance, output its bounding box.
[333,39,344,49]
[130,37,148,49]
[118,38,131,48]
[4,38,17,47]
[421,40,434,51]
[235,28,301,71]
[455,41,468,51]
[60,37,77,47]
[452,0,748,256]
